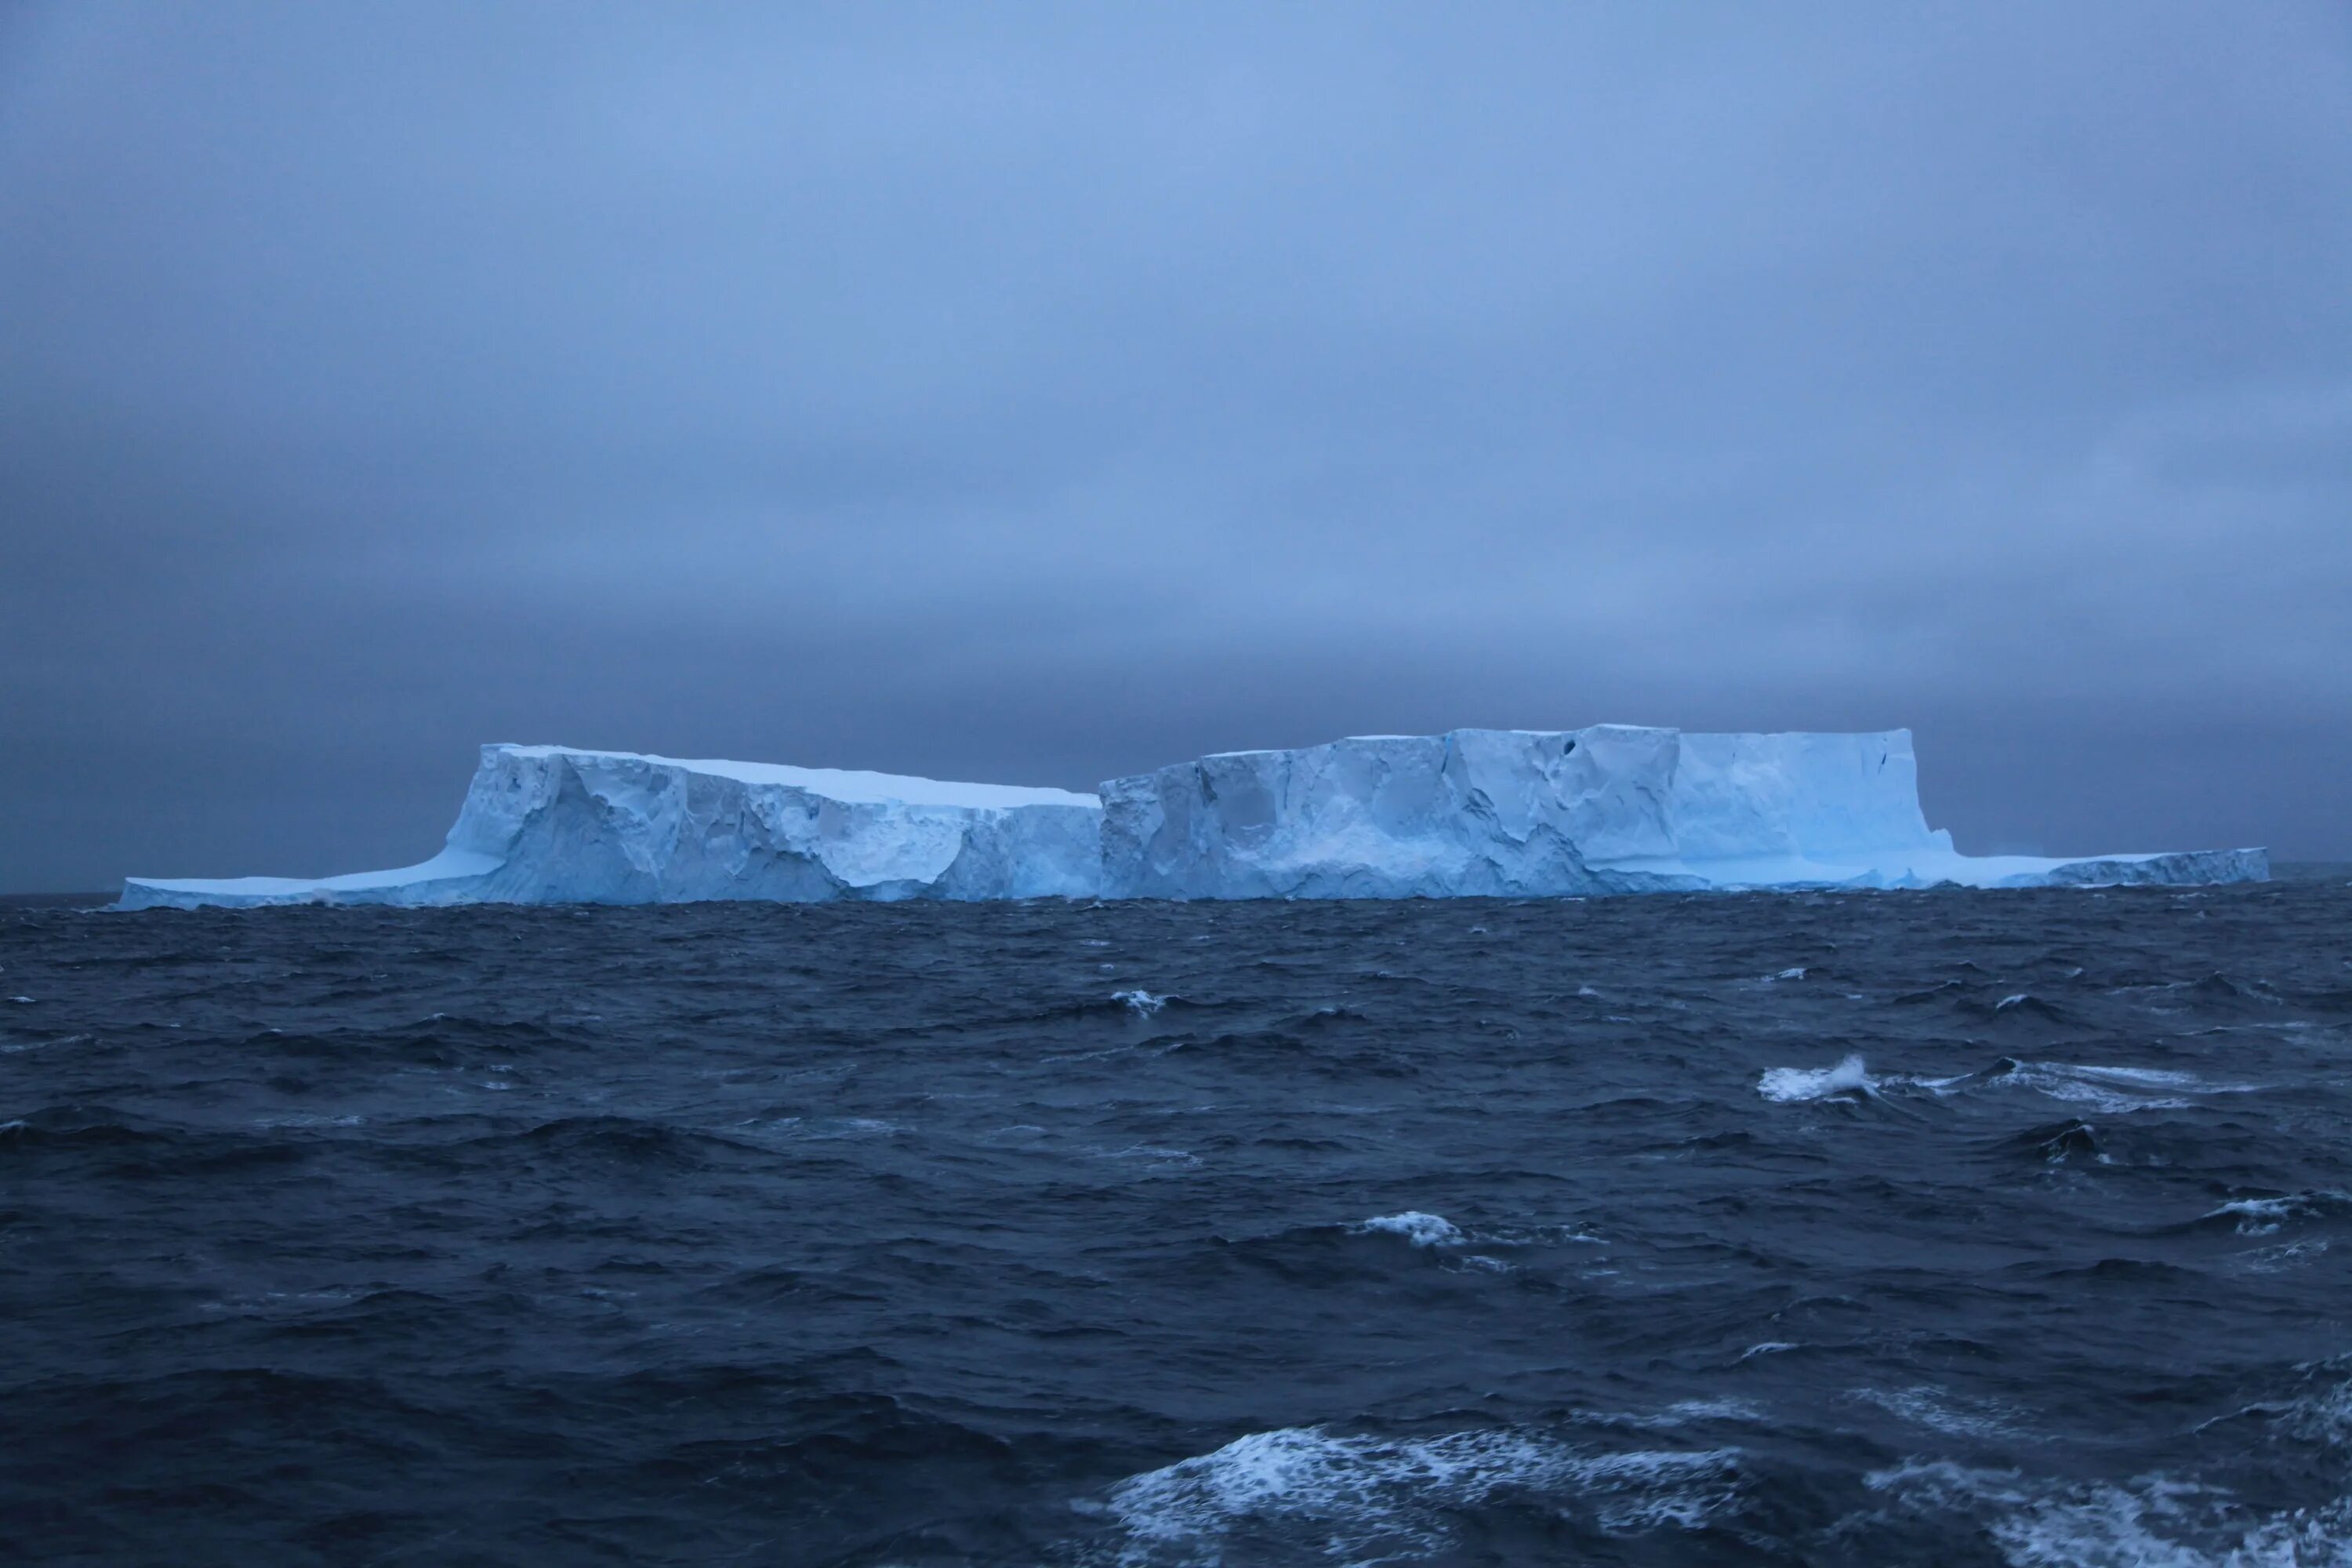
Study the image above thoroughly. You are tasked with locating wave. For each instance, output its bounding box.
[1097,1425,1741,1562]
[1853,1385,2024,1442]
[1966,991,2074,1023]
[2196,1356,2352,1447]
[1985,1117,2104,1164]
[0,1108,313,1174]
[1866,1459,2352,1568]
[1342,1212,1602,1253]
[1348,1211,1462,1247]
[1889,1057,2264,1114]
[2109,971,2288,1008]
[1759,1054,1875,1102]
[2191,1190,2352,1237]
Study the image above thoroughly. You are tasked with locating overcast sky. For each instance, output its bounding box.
[3,3,2348,891]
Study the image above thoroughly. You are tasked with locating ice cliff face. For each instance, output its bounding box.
[1097,727,2267,897]
[118,746,1104,909]
[119,729,2267,909]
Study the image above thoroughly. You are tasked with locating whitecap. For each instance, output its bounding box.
[1865,1460,2352,1568]
[1602,1396,1769,1429]
[2024,1062,2265,1113]
[2236,1238,2330,1275]
[2200,1364,2352,1444]
[1853,1385,2021,1441]
[2202,1192,2347,1236]
[1101,1425,1740,1561]
[1757,1054,1875,1103]
[1351,1211,1463,1247]
[1900,1059,2265,1116]
[1115,989,1171,1017]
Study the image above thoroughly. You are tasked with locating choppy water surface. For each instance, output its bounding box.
[5,878,2350,1566]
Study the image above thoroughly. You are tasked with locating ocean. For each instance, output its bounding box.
[4,875,2349,1565]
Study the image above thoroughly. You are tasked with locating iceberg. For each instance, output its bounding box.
[118,745,1104,909]
[118,728,2266,909]
[1096,727,2267,898]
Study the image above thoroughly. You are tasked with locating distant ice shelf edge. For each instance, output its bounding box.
[116,730,2269,910]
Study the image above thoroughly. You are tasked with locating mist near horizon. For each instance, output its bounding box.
[4,4,2348,891]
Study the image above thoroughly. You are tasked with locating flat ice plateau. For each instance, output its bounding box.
[118,729,2267,908]
[118,746,1103,909]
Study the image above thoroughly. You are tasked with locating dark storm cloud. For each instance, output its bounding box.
[4,2,2349,889]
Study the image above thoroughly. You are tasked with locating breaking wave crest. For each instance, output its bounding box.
[1888,1057,2267,1114]
[1348,1211,1463,1247]
[1759,1053,1875,1102]
[1098,1425,1742,1563]
[1867,1461,2352,1568]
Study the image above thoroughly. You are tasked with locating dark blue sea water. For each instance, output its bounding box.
[5,877,2350,1566]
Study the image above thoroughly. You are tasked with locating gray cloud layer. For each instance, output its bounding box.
[4,3,2348,890]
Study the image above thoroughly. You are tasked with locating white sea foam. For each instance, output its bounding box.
[1866,1461,2352,1568]
[1602,1396,1770,1429]
[2020,1062,2266,1113]
[1758,1054,1875,1102]
[1896,1060,2264,1116]
[2204,1192,2347,1236]
[2236,1238,2331,1275]
[1352,1212,1463,1247]
[1101,1425,1740,1561]
[2199,1361,2352,1446]
[2272,1373,2352,1446]
[1116,989,1171,1017]
[1853,1385,2022,1441]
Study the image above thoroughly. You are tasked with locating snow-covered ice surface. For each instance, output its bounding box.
[120,745,1104,909]
[1098,726,2267,898]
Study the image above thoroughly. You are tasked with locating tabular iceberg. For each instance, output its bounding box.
[1098,727,2267,898]
[118,745,1104,909]
[119,728,2267,909]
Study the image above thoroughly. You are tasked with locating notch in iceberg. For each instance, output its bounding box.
[118,745,1105,909]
